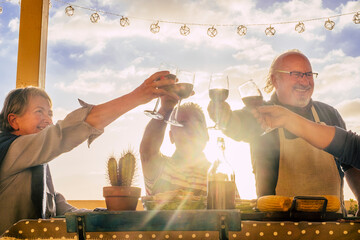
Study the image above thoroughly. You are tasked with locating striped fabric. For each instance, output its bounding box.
[145,154,210,196]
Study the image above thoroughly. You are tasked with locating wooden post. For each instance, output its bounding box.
[16,0,49,89]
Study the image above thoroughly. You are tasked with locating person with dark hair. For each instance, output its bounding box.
[0,71,178,234]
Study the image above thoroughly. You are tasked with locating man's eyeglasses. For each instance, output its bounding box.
[276,70,318,79]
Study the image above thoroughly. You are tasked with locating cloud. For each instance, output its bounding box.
[53,64,156,96]
[8,17,19,32]
[132,57,145,65]
[52,107,71,123]
[334,1,360,31]
[232,41,276,62]
[336,98,360,119]
[312,49,346,65]
[313,50,360,100]
[84,39,107,56]
[55,68,117,95]
[336,98,360,132]
[56,79,115,95]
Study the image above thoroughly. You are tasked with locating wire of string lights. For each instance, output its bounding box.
[6,0,359,37]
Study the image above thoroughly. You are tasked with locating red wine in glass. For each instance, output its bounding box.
[161,83,194,99]
[239,80,263,108]
[208,74,229,130]
[239,80,274,136]
[242,95,263,108]
[165,70,195,127]
[209,89,229,103]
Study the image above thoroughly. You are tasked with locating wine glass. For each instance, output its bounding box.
[238,79,275,135]
[144,65,176,120]
[208,73,229,130]
[165,69,195,127]
[144,97,163,120]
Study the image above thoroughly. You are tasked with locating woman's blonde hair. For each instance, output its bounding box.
[0,87,52,132]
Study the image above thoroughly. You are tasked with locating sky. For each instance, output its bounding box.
[0,0,359,201]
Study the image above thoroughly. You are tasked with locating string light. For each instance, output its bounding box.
[120,16,130,27]
[324,18,335,30]
[150,21,160,34]
[90,12,100,23]
[353,12,360,24]
[180,24,190,36]
[207,26,217,37]
[295,22,305,33]
[237,25,247,36]
[265,25,276,36]
[0,6,3,14]
[65,5,74,16]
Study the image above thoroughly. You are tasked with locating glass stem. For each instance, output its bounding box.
[174,100,182,121]
[153,97,160,112]
[215,102,220,129]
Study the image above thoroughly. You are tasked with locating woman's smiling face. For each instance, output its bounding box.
[12,95,53,135]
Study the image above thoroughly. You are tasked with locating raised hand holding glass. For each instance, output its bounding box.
[144,64,177,120]
[165,70,195,127]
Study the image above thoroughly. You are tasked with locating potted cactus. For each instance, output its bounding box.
[103,150,141,211]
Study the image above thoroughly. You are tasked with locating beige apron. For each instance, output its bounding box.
[275,106,344,212]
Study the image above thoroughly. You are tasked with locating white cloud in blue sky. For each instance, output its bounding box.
[0,0,359,200]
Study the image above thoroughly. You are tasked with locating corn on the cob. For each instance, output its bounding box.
[257,195,292,212]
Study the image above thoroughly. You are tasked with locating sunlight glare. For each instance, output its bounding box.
[204,130,257,200]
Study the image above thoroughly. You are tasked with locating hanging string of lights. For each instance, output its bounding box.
[1,0,359,37]
[56,0,360,37]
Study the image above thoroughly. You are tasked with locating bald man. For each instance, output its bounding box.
[208,50,360,214]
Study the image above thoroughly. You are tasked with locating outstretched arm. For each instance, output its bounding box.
[85,71,178,130]
[255,105,335,149]
[140,93,178,180]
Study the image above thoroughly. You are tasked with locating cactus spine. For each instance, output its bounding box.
[106,150,136,187]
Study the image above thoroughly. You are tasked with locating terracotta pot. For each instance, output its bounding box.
[103,186,141,211]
